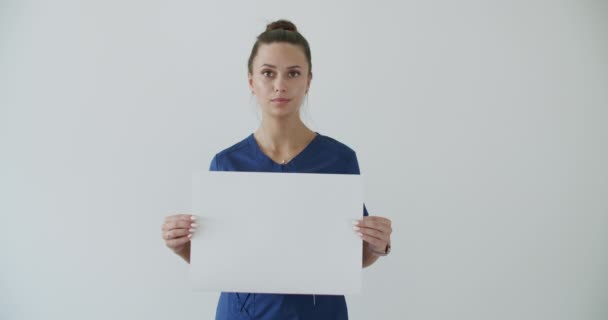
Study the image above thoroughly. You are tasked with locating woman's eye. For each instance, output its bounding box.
[261,70,300,78]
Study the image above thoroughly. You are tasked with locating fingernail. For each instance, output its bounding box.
[187,234,192,238]
[190,216,197,221]
[189,228,195,233]
[191,223,198,228]
[353,226,360,231]
[352,220,359,225]
[358,232,363,238]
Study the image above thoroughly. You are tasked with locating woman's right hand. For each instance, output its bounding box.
[162,214,197,257]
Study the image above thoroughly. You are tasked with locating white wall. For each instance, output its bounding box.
[1,0,607,319]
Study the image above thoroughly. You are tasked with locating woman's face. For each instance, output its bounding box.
[249,42,312,120]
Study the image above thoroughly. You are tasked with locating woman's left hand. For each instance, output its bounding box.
[355,216,392,254]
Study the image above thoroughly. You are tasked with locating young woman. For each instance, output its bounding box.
[161,19,393,320]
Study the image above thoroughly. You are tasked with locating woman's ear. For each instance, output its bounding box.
[306,72,313,93]
[248,73,254,94]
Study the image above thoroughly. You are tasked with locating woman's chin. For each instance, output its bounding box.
[263,106,299,119]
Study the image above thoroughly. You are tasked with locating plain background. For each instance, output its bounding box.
[1,0,607,319]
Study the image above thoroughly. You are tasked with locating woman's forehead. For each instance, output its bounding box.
[254,43,308,69]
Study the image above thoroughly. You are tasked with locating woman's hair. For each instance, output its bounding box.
[247,19,312,76]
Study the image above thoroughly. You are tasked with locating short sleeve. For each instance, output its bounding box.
[347,152,370,217]
[346,152,361,175]
[209,154,219,171]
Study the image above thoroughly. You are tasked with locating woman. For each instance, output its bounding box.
[161,19,393,320]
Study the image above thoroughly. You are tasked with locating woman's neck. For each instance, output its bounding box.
[254,116,315,153]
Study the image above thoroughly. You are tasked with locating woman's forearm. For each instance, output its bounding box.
[176,242,191,264]
[362,241,380,268]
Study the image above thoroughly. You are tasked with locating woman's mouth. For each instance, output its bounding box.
[271,98,291,104]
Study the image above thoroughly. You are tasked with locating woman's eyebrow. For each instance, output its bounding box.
[260,64,301,69]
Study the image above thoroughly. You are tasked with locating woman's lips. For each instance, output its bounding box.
[271,98,291,104]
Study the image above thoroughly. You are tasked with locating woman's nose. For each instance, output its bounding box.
[273,77,287,92]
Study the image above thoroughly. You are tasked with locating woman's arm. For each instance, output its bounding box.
[162,214,196,264]
[176,241,191,264]
[363,241,381,268]
[356,216,392,268]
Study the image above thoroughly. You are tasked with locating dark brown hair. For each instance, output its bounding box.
[247,19,312,76]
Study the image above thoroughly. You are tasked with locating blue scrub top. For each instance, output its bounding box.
[209,132,369,320]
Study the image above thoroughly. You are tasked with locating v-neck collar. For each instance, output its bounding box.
[248,131,321,166]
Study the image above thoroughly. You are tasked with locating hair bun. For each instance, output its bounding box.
[265,19,298,32]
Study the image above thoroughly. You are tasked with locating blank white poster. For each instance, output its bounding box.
[190,171,364,295]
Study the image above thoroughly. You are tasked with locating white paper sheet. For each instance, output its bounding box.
[190,171,364,295]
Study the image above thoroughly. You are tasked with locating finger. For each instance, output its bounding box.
[357,231,387,250]
[165,235,191,249]
[362,216,391,226]
[356,226,390,242]
[162,220,198,231]
[163,228,191,241]
[164,214,197,222]
[357,217,391,230]
[355,223,392,235]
